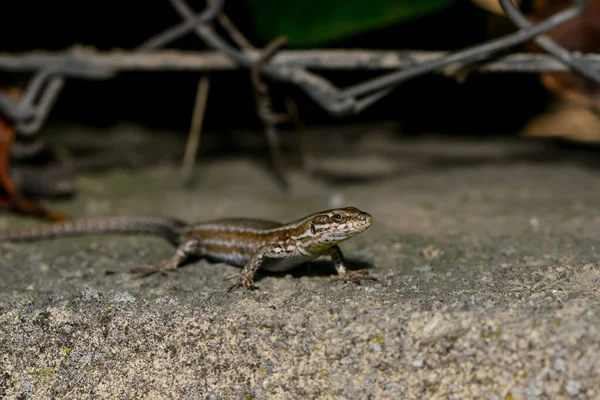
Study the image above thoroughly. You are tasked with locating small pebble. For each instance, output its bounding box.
[565,380,580,396]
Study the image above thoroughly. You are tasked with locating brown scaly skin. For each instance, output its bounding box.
[0,207,375,290]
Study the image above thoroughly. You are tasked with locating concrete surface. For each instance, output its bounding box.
[1,131,600,399]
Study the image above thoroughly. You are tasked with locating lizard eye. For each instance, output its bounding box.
[310,223,316,234]
[332,213,342,221]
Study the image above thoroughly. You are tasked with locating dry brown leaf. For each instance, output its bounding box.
[470,0,521,15]
[522,102,600,143]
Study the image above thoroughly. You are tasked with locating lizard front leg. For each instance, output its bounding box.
[226,243,288,291]
[327,245,376,284]
[130,239,204,275]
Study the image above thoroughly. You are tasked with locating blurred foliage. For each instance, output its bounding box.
[248,0,458,47]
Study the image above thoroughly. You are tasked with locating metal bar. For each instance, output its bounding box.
[169,0,359,116]
[0,49,598,73]
[0,0,222,131]
[0,0,598,126]
[336,1,585,99]
[499,0,600,83]
[136,0,224,50]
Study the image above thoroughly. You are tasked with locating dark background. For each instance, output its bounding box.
[0,1,549,137]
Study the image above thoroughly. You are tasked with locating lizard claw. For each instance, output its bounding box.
[129,259,178,276]
[225,270,257,292]
[335,269,378,285]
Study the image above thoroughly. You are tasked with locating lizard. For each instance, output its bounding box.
[0,206,375,290]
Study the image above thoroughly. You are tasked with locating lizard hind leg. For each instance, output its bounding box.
[129,239,204,276]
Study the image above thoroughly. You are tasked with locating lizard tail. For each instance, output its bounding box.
[0,216,188,245]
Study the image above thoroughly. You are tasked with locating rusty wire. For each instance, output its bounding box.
[250,36,292,189]
[4,50,600,73]
[499,0,600,84]
[337,0,590,99]
[0,0,597,135]
[0,0,225,135]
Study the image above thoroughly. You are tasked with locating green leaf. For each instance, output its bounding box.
[249,0,457,47]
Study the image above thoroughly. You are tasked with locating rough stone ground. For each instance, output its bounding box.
[2,127,600,399]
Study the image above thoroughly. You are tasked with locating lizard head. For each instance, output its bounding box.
[296,206,372,253]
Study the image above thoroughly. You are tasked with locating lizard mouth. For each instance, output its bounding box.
[334,218,372,239]
[355,213,373,230]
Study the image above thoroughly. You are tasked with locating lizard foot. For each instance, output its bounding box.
[335,269,378,285]
[129,259,178,276]
[225,269,257,292]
